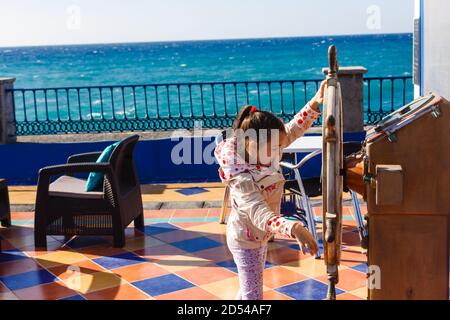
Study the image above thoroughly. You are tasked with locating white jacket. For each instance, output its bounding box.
[215,104,321,249]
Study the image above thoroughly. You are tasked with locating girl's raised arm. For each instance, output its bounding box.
[282,80,326,147]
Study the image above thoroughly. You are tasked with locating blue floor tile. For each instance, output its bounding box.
[0,250,28,263]
[171,237,223,253]
[0,269,56,291]
[60,295,85,300]
[217,260,239,273]
[276,279,344,300]
[217,259,274,274]
[352,263,368,274]
[289,238,324,251]
[144,223,178,236]
[176,187,209,196]
[132,274,193,296]
[66,236,110,249]
[93,252,147,269]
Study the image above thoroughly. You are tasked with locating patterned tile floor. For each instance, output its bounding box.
[7,183,227,205]
[0,207,368,300]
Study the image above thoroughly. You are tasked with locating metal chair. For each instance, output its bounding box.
[215,130,232,225]
[280,141,368,259]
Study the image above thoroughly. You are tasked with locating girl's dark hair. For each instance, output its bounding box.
[233,105,286,138]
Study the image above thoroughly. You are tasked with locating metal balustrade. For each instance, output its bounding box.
[8,76,413,135]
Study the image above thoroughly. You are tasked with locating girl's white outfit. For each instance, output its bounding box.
[214,103,320,300]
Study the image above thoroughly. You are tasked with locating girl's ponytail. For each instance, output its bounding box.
[233,105,254,130]
[233,105,285,134]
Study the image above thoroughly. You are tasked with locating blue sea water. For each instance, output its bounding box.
[0,34,412,88]
[0,34,414,129]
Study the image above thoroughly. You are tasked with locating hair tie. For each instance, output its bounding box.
[250,106,258,113]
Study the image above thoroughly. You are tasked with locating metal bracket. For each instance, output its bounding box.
[386,131,397,143]
[363,173,374,185]
[431,105,441,118]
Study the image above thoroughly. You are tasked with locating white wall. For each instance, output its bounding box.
[414,0,421,98]
[422,0,450,98]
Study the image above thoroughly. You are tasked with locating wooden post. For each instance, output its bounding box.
[323,67,367,133]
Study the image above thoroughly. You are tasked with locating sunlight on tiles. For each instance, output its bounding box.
[123,236,166,251]
[185,222,228,235]
[0,207,369,300]
[62,271,126,295]
[153,254,211,273]
[35,251,89,269]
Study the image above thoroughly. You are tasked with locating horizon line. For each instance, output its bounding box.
[0,32,412,49]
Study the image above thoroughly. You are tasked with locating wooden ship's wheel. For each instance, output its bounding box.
[322,45,344,300]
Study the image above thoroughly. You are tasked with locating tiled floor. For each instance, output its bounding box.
[0,207,368,300]
[7,183,227,205]
[9,183,360,206]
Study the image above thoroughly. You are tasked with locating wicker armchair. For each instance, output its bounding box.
[34,135,144,248]
[0,178,12,252]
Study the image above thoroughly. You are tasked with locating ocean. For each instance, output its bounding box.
[0,34,414,130]
[1,33,412,88]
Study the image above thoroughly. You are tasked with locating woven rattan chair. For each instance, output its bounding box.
[34,135,144,248]
[0,178,12,252]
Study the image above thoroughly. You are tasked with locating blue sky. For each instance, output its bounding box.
[0,0,414,47]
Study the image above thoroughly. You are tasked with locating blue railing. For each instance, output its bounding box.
[8,76,413,135]
[364,76,414,124]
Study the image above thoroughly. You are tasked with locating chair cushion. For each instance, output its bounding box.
[85,142,119,192]
[50,176,103,199]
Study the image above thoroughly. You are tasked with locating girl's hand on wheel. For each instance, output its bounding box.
[309,80,327,112]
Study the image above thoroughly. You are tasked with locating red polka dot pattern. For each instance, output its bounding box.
[266,215,294,237]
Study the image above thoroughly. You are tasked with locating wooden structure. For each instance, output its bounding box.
[346,94,450,299]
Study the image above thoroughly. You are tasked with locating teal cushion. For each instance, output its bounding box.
[85,142,120,192]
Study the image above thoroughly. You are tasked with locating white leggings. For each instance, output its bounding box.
[229,245,268,300]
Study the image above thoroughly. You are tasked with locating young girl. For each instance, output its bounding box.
[215,81,326,300]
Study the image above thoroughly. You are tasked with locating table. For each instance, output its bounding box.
[284,135,322,154]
